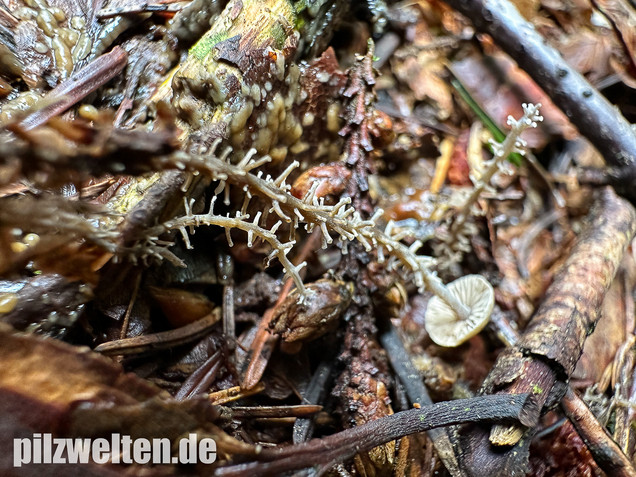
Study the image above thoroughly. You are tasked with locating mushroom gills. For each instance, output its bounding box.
[424,274,494,347]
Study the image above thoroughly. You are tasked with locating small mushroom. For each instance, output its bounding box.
[424,274,494,347]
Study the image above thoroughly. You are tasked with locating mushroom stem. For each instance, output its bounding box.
[421,269,471,321]
[370,226,472,321]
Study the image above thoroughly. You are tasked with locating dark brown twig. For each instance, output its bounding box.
[562,387,636,477]
[293,359,333,444]
[94,309,221,355]
[14,47,128,131]
[380,326,465,477]
[175,349,223,400]
[228,405,322,419]
[490,311,636,477]
[213,393,532,477]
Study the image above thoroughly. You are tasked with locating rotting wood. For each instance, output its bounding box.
[86,0,349,277]
[457,187,636,476]
[171,0,349,161]
[329,43,397,477]
[441,0,636,202]
[2,2,632,472]
[169,0,226,45]
[171,0,300,154]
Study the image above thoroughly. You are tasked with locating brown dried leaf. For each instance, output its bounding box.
[0,323,240,473]
[394,53,453,120]
[592,0,636,86]
[0,322,163,443]
[528,420,604,477]
[447,129,471,186]
[560,29,616,85]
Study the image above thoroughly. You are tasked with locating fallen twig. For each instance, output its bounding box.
[490,311,636,477]
[562,387,636,477]
[94,308,221,356]
[214,393,532,477]
[442,0,636,201]
[292,359,333,444]
[380,326,465,477]
[14,47,128,131]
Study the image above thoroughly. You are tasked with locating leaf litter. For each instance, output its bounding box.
[0,0,636,475]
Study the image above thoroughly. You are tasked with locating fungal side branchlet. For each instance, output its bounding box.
[434,103,544,267]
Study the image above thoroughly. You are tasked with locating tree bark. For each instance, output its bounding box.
[457,187,636,476]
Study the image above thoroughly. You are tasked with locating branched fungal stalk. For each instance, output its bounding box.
[435,103,544,266]
[4,105,541,322]
[143,141,474,316]
[131,106,540,318]
[164,195,307,294]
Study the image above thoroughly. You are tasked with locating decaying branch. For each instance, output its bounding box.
[490,303,636,477]
[330,45,395,476]
[457,187,636,475]
[380,326,464,477]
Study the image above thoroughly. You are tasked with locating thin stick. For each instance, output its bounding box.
[562,387,636,477]
[208,383,265,405]
[380,327,465,477]
[228,405,323,419]
[119,271,141,340]
[15,47,128,131]
[95,309,221,355]
[293,360,333,444]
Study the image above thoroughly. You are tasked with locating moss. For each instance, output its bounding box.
[189,31,229,61]
[269,23,288,51]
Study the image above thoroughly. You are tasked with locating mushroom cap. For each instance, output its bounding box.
[424,274,494,347]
